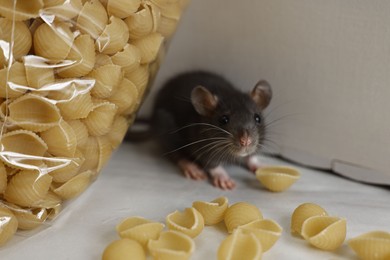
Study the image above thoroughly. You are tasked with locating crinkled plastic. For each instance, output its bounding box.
[0,0,190,246]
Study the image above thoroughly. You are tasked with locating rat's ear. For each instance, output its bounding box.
[251,80,272,110]
[191,86,218,116]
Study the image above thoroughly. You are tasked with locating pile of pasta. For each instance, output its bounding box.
[0,0,189,246]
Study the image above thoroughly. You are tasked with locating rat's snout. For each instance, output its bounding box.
[239,129,252,147]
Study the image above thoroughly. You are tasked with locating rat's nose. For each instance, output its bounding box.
[239,129,252,147]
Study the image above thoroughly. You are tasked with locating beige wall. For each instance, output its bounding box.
[139,0,390,184]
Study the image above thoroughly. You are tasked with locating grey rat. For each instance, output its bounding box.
[139,71,272,190]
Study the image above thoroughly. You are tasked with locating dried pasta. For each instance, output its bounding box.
[291,203,328,237]
[192,196,228,225]
[348,231,390,260]
[102,239,146,260]
[224,202,263,233]
[0,0,42,21]
[217,229,262,260]
[0,207,18,246]
[40,120,77,157]
[255,166,300,192]
[0,18,32,60]
[166,207,204,238]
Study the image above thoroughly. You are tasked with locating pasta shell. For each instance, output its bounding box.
[67,120,89,148]
[52,88,94,120]
[0,48,6,68]
[79,136,99,172]
[89,64,123,98]
[57,34,95,78]
[224,202,263,233]
[96,136,113,172]
[301,216,347,251]
[150,0,182,19]
[217,229,262,260]
[107,0,141,19]
[33,22,75,62]
[239,219,282,252]
[40,120,77,157]
[83,101,118,136]
[42,0,82,20]
[95,16,129,55]
[4,170,53,207]
[8,94,61,132]
[116,216,165,249]
[291,203,328,237]
[124,64,149,100]
[132,32,164,64]
[158,15,179,38]
[148,230,195,260]
[47,150,85,183]
[0,18,32,60]
[192,196,228,225]
[35,191,62,220]
[255,166,300,192]
[24,61,55,90]
[52,170,92,199]
[166,207,204,238]
[76,0,108,39]
[103,239,146,260]
[8,204,47,230]
[0,0,43,21]
[0,62,28,98]
[0,162,7,194]
[125,2,160,40]
[111,44,141,74]
[0,207,18,246]
[94,54,113,68]
[106,116,129,149]
[108,78,139,115]
[348,231,390,260]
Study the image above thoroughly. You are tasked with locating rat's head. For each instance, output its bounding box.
[190,80,272,159]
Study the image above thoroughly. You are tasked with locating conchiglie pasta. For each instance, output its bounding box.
[67,120,89,148]
[217,229,262,260]
[348,231,390,260]
[255,166,300,192]
[40,120,77,157]
[111,44,141,74]
[52,170,93,200]
[24,62,55,90]
[35,191,62,220]
[133,32,164,64]
[125,2,160,40]
[124,64,149,101]
[106,116,129,149]
[8,204,48,230]
[0,18,32,60]
[0,62,28,98]
[47,150,85,183]
[0,162,7,194]
[79,136,99,172]
[53,89,94,120]
[291,203,328,237]
[166,207,204,238]
[89,64,123,98]
[192,197,228,225]
[157,15,179,38]
[95,16,129,55]
[103,239,146,260]
[108,78,139,115]
[83,101,118,136]
[224,202,263,233]
[96,136,113,172]
[76,0,108,39]
[42,0,82,20]
[0,0,43,21]
[107,0,141,19]
[0,207,18,246]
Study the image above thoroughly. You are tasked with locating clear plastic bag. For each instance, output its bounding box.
[0,0,189,246]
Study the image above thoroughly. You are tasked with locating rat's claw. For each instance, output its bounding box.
[178,159,207,180]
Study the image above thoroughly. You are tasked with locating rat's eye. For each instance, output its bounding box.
[219,115,230,125]
[254,114,262,124]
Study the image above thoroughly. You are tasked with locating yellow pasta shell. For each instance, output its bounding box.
[151,0,182,19]
[83,101,118,136]
[0,0,43,21]
[94,54,114,68]
[192,196,228,226]
[301,216,347,251]
[35,191,62,220]
[147,230,195,260]
[8,204,47,230]
[111,44,141,74]
[290,203,328,237]
[0,162,7,194]
[67,120,89,148]
[8,94,61,132]
[133,32,164,64]
[0,48,5,68]
[106,116,129,149]
[79,136,99,172]
[47,150,85,183]
[89,64,123,98]
[108,78,139,115]
[4,170,53,207]
[158,15,179,38]
[102,239,146,260]
[0,207,18,246]
[96,136,113,172]
[52,170,92,199]
[0,18,32,60]
[107,0,141,19]
[24,62,55,90]
[239,219,283,252]
[348,231,390,260]
[33,22,75,62]
[125,2,160,40]
[166,207,204,238]
[217,229,262,260]
[116,216,165,249]
[42,0,82,20]
[96,16,129,55]
[124,64,149,100]
[224,202,263,233]
[0,62,28,98]
[40,120,77,157]
[255,166,300,192]
[76,0,108,39]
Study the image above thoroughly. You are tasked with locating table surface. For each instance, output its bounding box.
[1,141,389,260]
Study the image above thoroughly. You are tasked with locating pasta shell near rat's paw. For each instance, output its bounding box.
[116,216,165,249]
[166,207,204,238]
[348,231,390,260]
[24,62,55,90]
[192,196,228,226]
[83,101,118,136]
[124,64,149,99]
[301,216,346,251]
[107,0,141,19]
[255,166,300,192]
[0,0,43,21]
[0,207,18,246]
[95,16,129,55]
[106,116,129,149]
[7,204,47,230]
[33,22,75,62]
[52,170,92,200]
[96,136,113,172]
[132,32,164,64]
[0,18,32,60]
[0,62,28,98]
[40,120,77,157]
[103,239,146,260]
[57,34,95,78]
[148,230,195,260]
[125,2,159,40]
[8,94,61,132]
[89,64,122,99]
[78,136,99,172]
[76,0,108,39]
[217,229,262,260]
[42,0,82,20]
[238,219,282,252]
[291,203,328,237]
[4,170,53,208]
[224,202,263,233]
[108,78,139,115]
[111,44,141,74]
[47,150,85,183]
[67,120,89,148]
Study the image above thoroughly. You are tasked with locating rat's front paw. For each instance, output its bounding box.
[177,159,207,180]
[212,175,236,190]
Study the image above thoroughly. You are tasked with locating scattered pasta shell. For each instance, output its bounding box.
[224,202,263,233]
[24,62,55,90]
[107,0,141,19]
[133,32,164,64]
[96,16,129,55]
[0,0,43,21]
[111,44,141,74]
[116,216,165,249]
[291,203,328,237]
[0,62,28,98]
[192,196,228,226]
[217,229,262,260]
[255,166,300,192]
[166,207,204,238]
[148,230,195,260]
[0,207,18,246]
[42,0,82,20]
[8,204,47,230]
[301,216,347,251]
[0,18,32,60]
[47,150,85,183]
[40,120,77,157]
[33,22,75,62]
[83,101,118,136]
[108,78,139,115]
[106,116,129,149]
[52,170,92,200]
[124,64,149,100]
[8,94,61,132]
[89,64,123,98]
[239,219,282,252]
[102,239,146,260]
[67,120,89,148]
[96,136,113,172]
[4,170,53,207]
[125,2,160,40]
[348,231,390,260]
[79,136,99,172]
[76,0,108,39]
